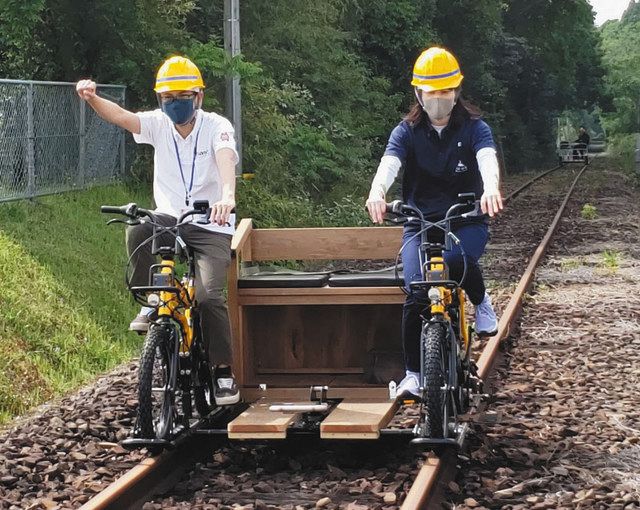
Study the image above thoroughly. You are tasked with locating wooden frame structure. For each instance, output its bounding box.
[227,219,406,388]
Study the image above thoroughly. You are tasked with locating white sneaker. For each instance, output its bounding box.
[475,292,498,336]
[396,371,421,399]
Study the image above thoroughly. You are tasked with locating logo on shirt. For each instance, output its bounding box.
[197,149,209,156]
[454,160,468,173]
[220,132,230,141]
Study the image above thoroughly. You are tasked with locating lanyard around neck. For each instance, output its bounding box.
[172,125,202,206]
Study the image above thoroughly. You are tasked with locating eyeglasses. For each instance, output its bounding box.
[159,92,197,104]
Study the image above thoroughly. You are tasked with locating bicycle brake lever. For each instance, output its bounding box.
[107,218,128,226]
[176,236,188,250]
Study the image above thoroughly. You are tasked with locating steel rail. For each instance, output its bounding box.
[401,163,588,509]
[78,436,217,510]
[504,165,561,202]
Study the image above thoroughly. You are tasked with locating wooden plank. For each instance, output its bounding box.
[227,255,244,386]
[256,367,364,375]
[242,387,391,401]
[238,286,405,306]
[230,218,253,257]
[248,226,402,261]
[227,402,301,439]
[320,399,398,439]
[246,304,402,379]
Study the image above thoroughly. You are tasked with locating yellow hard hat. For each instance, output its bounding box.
[411,47,464,92]
[154,56,204,93]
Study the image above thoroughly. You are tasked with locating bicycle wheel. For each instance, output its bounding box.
[421,322,451,438]
[136,325,176,439]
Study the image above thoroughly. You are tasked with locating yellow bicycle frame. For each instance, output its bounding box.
[427,256,470,359]
[156,259,196,353]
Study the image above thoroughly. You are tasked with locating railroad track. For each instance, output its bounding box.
[79,164,588,510]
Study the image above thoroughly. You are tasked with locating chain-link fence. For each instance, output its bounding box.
[0,79,126,203]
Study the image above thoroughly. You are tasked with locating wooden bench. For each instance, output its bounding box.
[227,219,407,389]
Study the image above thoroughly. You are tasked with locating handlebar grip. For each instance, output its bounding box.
[100,205,125,214]
[385,200,402,214]
[100,203,138,217]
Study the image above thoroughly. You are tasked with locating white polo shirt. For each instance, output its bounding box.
[133,109,238,235]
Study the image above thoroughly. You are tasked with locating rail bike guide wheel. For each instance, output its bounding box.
[456,324,475,412]
[421,323,451,438]
[136,325,176,439]
[193,343,215,417]
[188,309,215,417]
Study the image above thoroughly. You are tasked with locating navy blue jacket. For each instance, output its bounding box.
[384,112,496,222]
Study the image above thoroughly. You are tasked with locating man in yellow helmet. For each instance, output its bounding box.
[366,47,503,399]
[76,56,240,405]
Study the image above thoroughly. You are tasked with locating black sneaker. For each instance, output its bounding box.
[213,366,240,405]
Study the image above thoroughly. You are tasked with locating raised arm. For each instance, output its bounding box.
[76,79,141,135]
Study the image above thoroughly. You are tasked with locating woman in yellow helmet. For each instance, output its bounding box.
[365,47,504,399]
[76,56,240,405]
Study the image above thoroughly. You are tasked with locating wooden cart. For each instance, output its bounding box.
[224,219,408,439]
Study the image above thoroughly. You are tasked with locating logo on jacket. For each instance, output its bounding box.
[220,132,230,141]
[455,160,468,173]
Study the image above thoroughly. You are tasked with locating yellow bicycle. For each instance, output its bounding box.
[387,193,483,445]
[102,201,215,444]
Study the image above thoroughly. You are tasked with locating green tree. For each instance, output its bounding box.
[0,0,46,77]
[600,12,640,133]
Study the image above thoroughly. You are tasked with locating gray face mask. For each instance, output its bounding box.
[422,96,456,122]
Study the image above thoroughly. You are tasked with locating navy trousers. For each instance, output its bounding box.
[401,222,489,372]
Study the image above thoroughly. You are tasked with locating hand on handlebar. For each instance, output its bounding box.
[366,193,387,224]
[210,198,235,226]
[480,191,504,218]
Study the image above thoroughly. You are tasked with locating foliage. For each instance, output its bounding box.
[601,250,620,271]
[605,134,638,174]
[0,0,46,77]
[0,185,151,421]
[2,0,610,183]
[498,0,608,169]
[580,203,597,220]
[600,15,640,135]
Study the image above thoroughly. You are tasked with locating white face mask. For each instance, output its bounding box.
[422,96,456,122]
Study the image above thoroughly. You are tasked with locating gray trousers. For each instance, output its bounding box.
[126,214,232,366]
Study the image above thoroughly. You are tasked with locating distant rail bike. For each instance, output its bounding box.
[558,141,589,165]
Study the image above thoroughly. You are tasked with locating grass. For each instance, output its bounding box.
[581,203,598,220]
[0,184,153,423]
[601,250,620,271]
[560,257,584,271]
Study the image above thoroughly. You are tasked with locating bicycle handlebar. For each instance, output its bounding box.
[385,193,481,225]
[100,203,155,221]
[100,201,215,226]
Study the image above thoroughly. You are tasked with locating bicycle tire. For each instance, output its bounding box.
[421,323,450,438]
[136,325,176,439]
